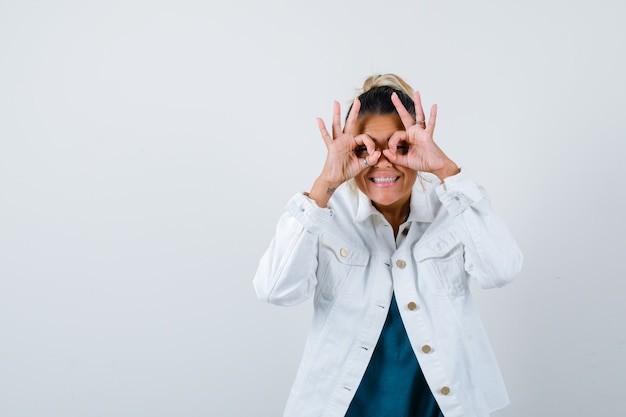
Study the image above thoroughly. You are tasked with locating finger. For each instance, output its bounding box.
[391,92,415,129]
[332,101,341,139]
[344,98,361,136]
[383,148,410,168]
[354,133,367,144]
[426,103,437,133]
[382,148,398,164]
[359,134,376,154]
[387,130,408,151]
[316,117,333,147]
[364,150,381,168]
[413,91,426,126]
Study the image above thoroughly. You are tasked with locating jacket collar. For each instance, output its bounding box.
[354,175,438,223]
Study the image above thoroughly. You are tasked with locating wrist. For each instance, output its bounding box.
[432,162,460,183]
[307,177,343,208]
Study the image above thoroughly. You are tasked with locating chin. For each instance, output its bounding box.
[368,192,404,207]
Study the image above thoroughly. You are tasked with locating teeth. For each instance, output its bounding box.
[372,177,397,183]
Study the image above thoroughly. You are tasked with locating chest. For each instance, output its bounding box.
[315,217,468,301]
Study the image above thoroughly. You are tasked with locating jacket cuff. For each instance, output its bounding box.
[285,192,335,235]
[435,170,485,217]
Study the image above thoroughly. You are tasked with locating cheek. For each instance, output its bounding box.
[403,171,418,187]
[353,172,368,191]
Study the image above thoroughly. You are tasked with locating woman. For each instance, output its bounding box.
[253,74,523,417]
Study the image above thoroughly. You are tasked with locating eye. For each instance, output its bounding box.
[354,145,368,158]
[396,142,410,155]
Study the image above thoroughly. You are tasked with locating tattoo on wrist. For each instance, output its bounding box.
[326,187,336,196]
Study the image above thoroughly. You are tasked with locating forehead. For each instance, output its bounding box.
[356,114,404,138]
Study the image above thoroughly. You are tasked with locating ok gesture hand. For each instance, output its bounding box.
[307,98,380,208]
[384,92,459,181]
[318,98,381,181]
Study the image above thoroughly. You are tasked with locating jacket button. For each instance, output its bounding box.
[421,344,432,353]
[407,302,418,311]
[339,248,349,257]
[396,259,406,269]
[440,386,451,395]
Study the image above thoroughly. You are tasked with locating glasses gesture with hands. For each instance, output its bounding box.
[308,91,459,208]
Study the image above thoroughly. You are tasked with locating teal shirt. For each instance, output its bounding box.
[345,294,444,417]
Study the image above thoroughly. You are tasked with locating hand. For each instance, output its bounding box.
[384,92,459,180]
[316,98,381,187]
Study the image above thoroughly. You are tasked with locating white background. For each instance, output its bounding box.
[1,0,625,416]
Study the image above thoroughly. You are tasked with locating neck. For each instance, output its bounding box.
[373,197,411,236]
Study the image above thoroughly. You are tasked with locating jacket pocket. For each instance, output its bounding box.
[316,233,370,297]
[414,229,468,296]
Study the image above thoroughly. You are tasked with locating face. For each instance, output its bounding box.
[353,114,418,211]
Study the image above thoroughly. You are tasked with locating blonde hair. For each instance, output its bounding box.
[358,73,414,98]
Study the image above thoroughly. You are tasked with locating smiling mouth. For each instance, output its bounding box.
[370,176,399,184]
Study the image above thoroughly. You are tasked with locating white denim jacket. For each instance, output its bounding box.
[254,171,523,417]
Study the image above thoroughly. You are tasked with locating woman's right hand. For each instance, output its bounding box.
[306,99,380,208]
[316,99,381,186]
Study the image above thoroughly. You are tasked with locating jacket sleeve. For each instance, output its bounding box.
[435,171,524,289]
[253,193,334,306]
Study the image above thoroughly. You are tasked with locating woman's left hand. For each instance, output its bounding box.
[384,91,460,181]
